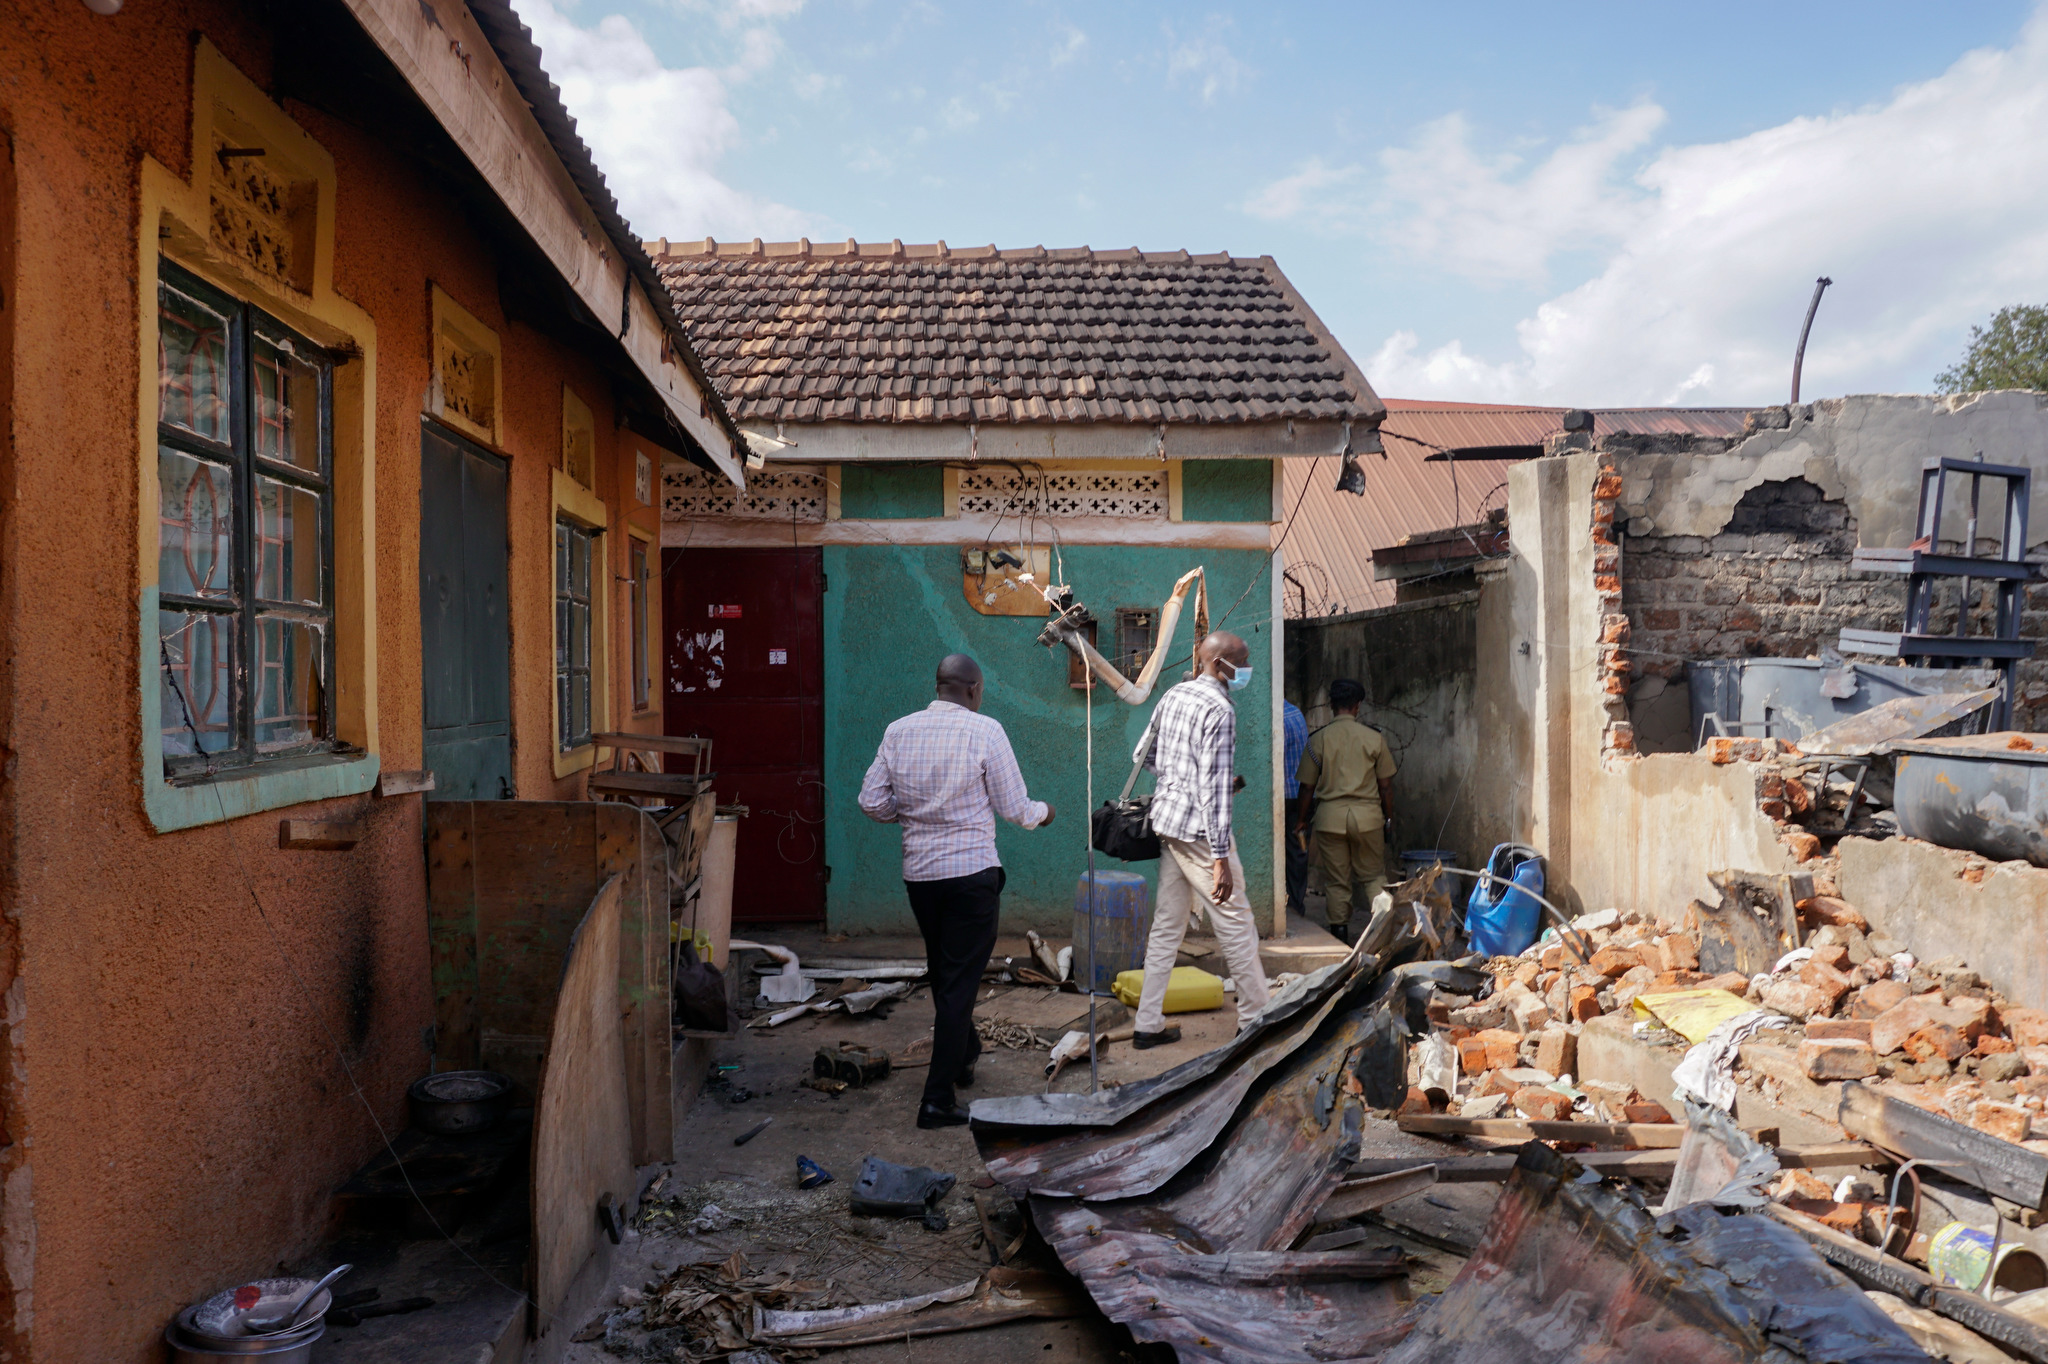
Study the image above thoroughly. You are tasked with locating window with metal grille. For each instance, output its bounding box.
[1115,607,1159,678]
[156,260,336,777]
[556,520,595,749]
[630,538,651,710]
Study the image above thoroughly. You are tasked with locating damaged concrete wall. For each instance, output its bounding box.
[1597,393,2048,737]
[1837,836,2048,1013]
[1284,591,1481,866]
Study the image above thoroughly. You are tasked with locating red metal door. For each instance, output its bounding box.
[664,548,825,924]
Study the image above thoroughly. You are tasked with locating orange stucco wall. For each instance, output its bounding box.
[0,4,669,1358]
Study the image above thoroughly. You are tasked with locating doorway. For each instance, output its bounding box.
[663,547,825,924]
[420,420,512,800]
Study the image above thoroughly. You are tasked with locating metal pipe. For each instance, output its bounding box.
[1434,865,1593,962]
[1790,276,1833,404]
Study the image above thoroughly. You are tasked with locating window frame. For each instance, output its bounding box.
[629,534,653,712]
[155,259,339,781]
[556,519,596,752]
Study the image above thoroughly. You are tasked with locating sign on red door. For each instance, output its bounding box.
[664,548,826,924]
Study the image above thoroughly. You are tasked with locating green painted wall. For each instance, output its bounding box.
[1181,460,1273,522]
[823,543,1277,934]
[841,464,944,519]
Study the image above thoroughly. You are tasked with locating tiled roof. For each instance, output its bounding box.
[649,240,1384,426]
[1283,401,1756,615]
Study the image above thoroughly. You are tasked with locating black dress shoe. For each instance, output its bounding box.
[954,1063,976,1089]
[1329,921,1354,945]
[1132,1026,1182,1050]
[917,1101,972,1129]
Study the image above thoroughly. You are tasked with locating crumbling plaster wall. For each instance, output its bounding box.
[1469,451,1798,924]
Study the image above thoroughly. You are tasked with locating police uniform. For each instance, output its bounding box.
[1294,715,1397,929]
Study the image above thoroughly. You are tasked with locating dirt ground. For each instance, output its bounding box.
[562,930,1485,1363]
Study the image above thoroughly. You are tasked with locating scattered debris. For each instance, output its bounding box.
[849,1157,956,1231]
[813,1042,891,1087]
[752,1266,1086,1349]
[974,1017,1047,1052]
[733,1118,772,1147]
[796,1156,833,1190]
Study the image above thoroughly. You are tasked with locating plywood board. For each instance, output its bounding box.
[531,874,634,1330]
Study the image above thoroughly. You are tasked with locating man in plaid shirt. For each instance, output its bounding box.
[1129,631,1272,1047]
[859,654,1054,1128]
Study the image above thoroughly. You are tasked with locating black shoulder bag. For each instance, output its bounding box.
[1091,722,1161,862]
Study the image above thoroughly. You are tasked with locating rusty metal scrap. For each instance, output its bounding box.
[1382,1144,1929,1363]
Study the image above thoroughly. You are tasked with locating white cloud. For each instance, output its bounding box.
[1272,10,2048,405]
[516,0,819,241]
[1164,16,1247,103]
[1050,23,1087,68]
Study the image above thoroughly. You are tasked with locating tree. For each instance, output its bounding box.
[1935,304,2048,393]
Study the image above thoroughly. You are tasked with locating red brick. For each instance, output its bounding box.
[1973,1101,2032,1145]
[1513,1089,1574,1122]
[1806,1018,1872,1043]
[1903,1024,1970,1063]
[1593,475,1624,499]
[1976,1034,2018,1057]
[1474,1028,1521,1072]
[1653,935,1699,973]
[1398,1086,1433,1116]
[1781,831,1822,862]
[1849,980,1909,1020]
[1799,959,1854,1013]
[2003,1007,2048,1048]
[1590,946,1641,979]
[1702,972,1754,995]
[1534,1028,1577,1080]
[1455,1035,1490,1076]
[1653,970,1706,988]
[1800,896,1870,931]
[1568,985,1602,1023]
[1623,1100,1673,1123]
[1810,944,1850,971]
[1707,738,1737,764]
[1800,1038,1878,1080]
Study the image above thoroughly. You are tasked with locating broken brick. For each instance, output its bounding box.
[1781,831,1822,862]
[1653,935,1699,974]
[1974,1101,2033,1145]
[1760,977,1832,1022]
[2002,1007,2048,1048]
[1508,991,1552,1034]
[1977,1034,2018,1056]
[1590,946,1641,979]
[1850,980,1910,1020]
[1902,1024,1970,1063]
[1981,1052,2029,1084]
[1455,1035,1491,1076]
[1568,985,1602,1023]
[1800,1038,1878,1081]
[1473,1028,1521,1072]
[1809,944,1850,972]
[1623,1100,1674,1123]
[1702,972,1754,995]
[1513,1088,1574,1122]
[1798,958,1854,1014]
[1652,970,1706,988]
[1534,1028,1577,1081]
[1771,1168,1836,1202]
[1800,896,1870,932]
[1807,1018,1873,1043]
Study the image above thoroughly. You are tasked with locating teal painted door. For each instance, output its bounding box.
[420,420,512,800]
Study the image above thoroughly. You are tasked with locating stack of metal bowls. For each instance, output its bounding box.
[165,1278,332,1363]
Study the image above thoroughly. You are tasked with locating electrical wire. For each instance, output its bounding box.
[1217,456,1322,631]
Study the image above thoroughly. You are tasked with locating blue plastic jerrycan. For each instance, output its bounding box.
[1466,844,1545,958]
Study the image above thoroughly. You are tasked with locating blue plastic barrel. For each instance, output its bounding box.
[1466,844,1545,958]
[1400,849,1459,880]
[1073,870,1152,995]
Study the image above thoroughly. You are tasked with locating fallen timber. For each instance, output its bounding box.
[1353,1141,1882,1183]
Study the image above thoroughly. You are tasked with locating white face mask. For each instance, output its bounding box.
[1224,661,1253,692]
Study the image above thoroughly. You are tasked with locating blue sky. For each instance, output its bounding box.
[523,1,2048,406]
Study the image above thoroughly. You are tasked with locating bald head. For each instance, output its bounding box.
[936,653,985,712]
[1194,631,1251,690]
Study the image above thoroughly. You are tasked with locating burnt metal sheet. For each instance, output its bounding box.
[969,950,1370,1129]
[1797,689,1999,756]
[1382,1144,1930,1363]
[1689,659,1998,747]
[1839,1080,2048,1210]
[978,951,1376,1198]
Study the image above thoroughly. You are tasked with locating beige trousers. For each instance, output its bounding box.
[1135,835,1272,1035]
[1314,808,1387,927]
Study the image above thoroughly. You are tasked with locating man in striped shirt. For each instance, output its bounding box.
[859,654,1054,1128]
[1129,631,1272,1048]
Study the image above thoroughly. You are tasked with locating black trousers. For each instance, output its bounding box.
[1286,826,1309,916]
[905,866,1003,1107]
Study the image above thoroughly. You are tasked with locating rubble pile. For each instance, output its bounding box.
[1413,892,2048,1150]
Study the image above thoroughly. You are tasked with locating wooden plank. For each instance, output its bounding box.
[1398,1116,1688,1148]
[1350,1143,1881,1184]
[531,874,634,1332]
[590,732,709,756]
[471,802,598,1067]
[278,818,363,849]
[374,768,437,797]
[425,802,480,1070]
[639,811,674,1161]
[1838,1079,2048,1210]
[587,770,715,798]
[336,0,742,485]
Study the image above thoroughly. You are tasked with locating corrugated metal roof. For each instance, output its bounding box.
[1283,402,1755,615]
